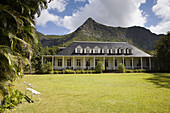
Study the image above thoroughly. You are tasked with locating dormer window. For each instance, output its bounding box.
[93,46,100,54]
[86,49,90,53]
[84,46,91,54]
[126,48,129,54]
[129,48,133,54]
[77,48,81,53]
[102,46,109,54]
[75,45,83,53]
[95,49,98,53]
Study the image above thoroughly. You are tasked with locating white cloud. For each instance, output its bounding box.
[36,0,68,26]
[48,0,68,12]
[152,0,170,21]
[61,0,147,32]
[149,21,170,34]
[148,0,170,34]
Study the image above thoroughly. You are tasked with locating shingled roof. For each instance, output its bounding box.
[56,41,151,57]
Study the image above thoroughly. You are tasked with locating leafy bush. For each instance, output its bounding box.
[65,70,76,74]
[35,62,53,74]
[76,70,81,74]
[0,90,24,112]
[62,70,65,74]
[118,63,125,73]
[125,69,134,73]
[81,69,86,74]
[95,62,105,73]
[125,69,147,73]
[54,70,61,74]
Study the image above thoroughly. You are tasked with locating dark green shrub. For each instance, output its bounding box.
[76,70,81,74]
[0,90,24,112]
[54,70,62,74]
[126,69,133,73]
[62,70,65,74]
[81,69,86,74]
[65,70,76,74]
[95,62,105,73]
[118,63,125,73]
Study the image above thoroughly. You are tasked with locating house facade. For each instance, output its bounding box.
[42,41,153,70]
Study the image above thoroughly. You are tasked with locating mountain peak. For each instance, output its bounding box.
[78,17,97,31]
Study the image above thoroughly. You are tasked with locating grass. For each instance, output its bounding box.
[6,73,170,113]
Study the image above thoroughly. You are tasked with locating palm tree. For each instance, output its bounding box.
[0,0,49,101]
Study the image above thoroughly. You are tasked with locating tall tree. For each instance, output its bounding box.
[0,0,49,100]
[155,32,170,72]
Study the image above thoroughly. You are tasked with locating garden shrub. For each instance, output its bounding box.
[76,70,81,74]
[81,69,86,74]
[65,70,76,74]
[118,63,125,73]
[95,62,105,73]
[62,70,65,74]
[0,90,24,112]
[125,69,134,73]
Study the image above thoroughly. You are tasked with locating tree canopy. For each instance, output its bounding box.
[0,0,49,99]
[155,32,170,72]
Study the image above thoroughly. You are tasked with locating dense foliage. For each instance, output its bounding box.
[0,90,24,112]
[155,32,170,72]
[0,0,49,106]
[95,62,105,73]
[118,63,125,73]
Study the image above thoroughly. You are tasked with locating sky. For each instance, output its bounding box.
[36,0,170,35]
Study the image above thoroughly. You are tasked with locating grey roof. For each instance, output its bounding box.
[56,41,152,57]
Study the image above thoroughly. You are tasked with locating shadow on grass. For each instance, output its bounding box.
[145,73,170,89]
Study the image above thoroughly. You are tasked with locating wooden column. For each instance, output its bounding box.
[93,56,95,69]
[103,57,105,67]
[149,57,151,70]
[132,57,134,69]
[141,57,143,69]
[83,56,85,69]
[73,56,75,70]
[122,57,124,65]
[113,57,115,70]
[62,56,64,69]
[52,56,54,68]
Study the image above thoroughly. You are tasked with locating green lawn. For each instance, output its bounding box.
[6,73,170,113]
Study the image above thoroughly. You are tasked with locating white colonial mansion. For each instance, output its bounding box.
[42,41,153,70]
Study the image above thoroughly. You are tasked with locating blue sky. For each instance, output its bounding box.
[36,0,170,35]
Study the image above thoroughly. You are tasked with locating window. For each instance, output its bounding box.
[75,45,82,53]
[86,59,90,67]
[105,59,108,67]
[121,49,124,54]
[77,59,81,67]
[93,46,100,54]
[129,49,133,54]
[67,58,71,67]
[77,48,81,53]
[95,59,99,66]
[85,47,91,54]
[146,58,149,67]
[86,49,90,53]
[137,59,141,67]
[112,49,115,54]
[115,59,117,67]
[104,49,107,53]
[95,49,98,53]
[126,48,129,54]
[58,59,62,67]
